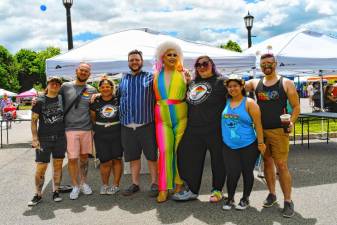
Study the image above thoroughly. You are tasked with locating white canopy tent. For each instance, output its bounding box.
[46,28,255,79]
[245,29,337,72]
[0,89,17,97]
[245,29,337,111]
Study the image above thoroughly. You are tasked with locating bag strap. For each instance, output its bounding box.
[63,86,87,117]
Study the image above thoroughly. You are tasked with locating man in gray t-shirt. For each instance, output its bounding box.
[61,63,97,200]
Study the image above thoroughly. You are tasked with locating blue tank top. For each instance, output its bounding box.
[221,97,256,149]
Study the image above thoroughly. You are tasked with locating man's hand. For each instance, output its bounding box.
[32,138,40,149]
[183,70,192,84]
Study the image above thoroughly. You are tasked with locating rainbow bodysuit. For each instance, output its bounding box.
[153,69,187,191]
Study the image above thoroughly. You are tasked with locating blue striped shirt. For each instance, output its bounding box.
[119,71,155,125]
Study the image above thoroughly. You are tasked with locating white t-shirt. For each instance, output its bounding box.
[307,85,314,96]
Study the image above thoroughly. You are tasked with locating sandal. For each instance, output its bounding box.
[209,189,223,203]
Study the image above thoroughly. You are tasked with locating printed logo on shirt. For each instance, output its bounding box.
[100,104,117,118]
[187,82,212,105]
[223,113,240,140]
[256,90,280,101]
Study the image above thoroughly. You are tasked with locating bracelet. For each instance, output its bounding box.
[258,142,264,145]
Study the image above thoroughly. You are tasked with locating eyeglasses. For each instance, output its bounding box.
[195,61,210,69]
[260,62,275,68]
[166,53,178,57]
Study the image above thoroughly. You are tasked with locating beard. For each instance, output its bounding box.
[129,63,143,73]
[76,75,88,82]
[263,68,274,76]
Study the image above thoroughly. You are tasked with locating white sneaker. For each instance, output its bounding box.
[100,185,109,195]
[80,183,93,195]
[70,186,80,200]
[107,185,120,195]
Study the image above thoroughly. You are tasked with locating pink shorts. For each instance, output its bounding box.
[66,130,93,159]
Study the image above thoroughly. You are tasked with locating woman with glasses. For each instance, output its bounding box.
[172,56,227,202]
[153,41,189,203]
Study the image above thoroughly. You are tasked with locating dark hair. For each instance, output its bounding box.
[128,49,143,61]
[194,55,222,80]
[226,79,246,98]
[260,53,276,61]
[324,84,333,99]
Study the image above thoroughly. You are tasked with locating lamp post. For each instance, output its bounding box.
[244,11,254,48]
[63,0,74,50]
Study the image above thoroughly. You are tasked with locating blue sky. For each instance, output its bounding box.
[0,0,336,53]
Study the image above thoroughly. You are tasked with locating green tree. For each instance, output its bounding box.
[0,45,20,92]
[36,47,61,85]
[15,47,60,91]
[220,40,242,52]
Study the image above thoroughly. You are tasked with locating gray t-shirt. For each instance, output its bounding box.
[60,82,97,131]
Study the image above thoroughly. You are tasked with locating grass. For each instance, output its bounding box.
[17,105,32,110]
[294,118,337,134]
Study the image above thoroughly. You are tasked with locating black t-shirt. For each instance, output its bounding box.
[90,96,119,123]
[32,95,65,137]
[186,76,227,130]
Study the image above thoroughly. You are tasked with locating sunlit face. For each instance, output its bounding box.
[260,57,276,76]
[128,54,143,73]
[227,80,244,98]
[163,49,178,68]
[195,57,212,78]
[47,81,61,93]
[76,64,91,82]
[99,81,113,97]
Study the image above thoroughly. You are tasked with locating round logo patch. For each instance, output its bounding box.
[100,104,117,118]
[187,82,212,105]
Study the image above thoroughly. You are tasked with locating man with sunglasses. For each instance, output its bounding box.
[246,53,300,218]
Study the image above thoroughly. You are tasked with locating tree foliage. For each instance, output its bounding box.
[220,40,242,53]
[0,45,20,92]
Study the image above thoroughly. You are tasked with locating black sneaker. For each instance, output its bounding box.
[53,192,62,202]
[149,183,159,197]
[222,198,235,210]
[283,201,295,218]
[28,194,42,207]
[263,193,277,208]
[122,184,140,196]
[235,197,250,210]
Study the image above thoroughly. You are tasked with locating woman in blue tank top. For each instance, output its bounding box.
[221,75,266,211]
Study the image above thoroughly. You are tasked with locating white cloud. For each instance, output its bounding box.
[0,0,336,53]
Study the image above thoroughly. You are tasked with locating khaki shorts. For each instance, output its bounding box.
[263,128,289,161]
[66,130,93,159]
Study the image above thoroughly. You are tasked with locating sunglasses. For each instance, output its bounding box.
[166,53,178,57]
[260,62,275,68]
[195,61,210,69]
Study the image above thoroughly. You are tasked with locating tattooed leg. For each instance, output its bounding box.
[79,155,89,185]
[68,158,79,186]
[35,163,48,196]
[53,158,64,192]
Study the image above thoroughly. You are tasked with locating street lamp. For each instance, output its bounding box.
[63,0,74,50]
[244,11,254,48]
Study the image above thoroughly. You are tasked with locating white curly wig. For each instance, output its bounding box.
[154,41,184,72]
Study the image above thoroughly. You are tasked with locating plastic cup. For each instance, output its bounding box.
[280,114,291,133]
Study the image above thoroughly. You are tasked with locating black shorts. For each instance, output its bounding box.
[94,124,123,163]
[35,135,67,163]
[121,123,157,162]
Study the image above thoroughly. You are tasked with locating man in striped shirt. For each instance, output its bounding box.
[119,50,158,197]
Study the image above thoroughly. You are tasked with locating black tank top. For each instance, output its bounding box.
[255,77,287,129]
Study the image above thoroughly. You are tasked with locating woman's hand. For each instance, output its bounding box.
[90,93,101,103]
[258,143,266,155]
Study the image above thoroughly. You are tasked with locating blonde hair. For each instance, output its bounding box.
[154,41,184,73]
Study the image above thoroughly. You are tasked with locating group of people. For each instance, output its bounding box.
[29,41,300,218]
[308,81,337,112]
